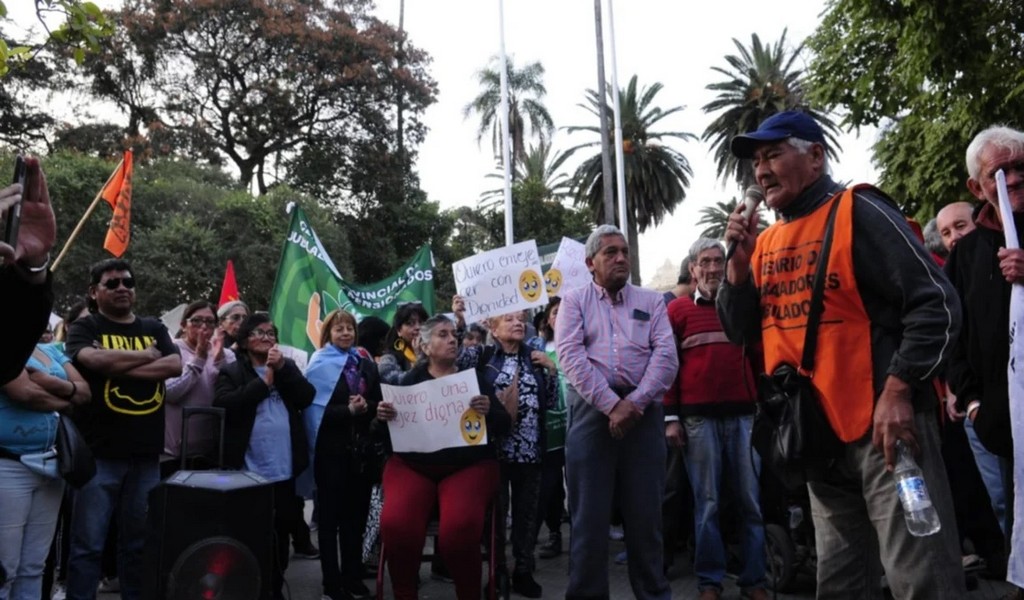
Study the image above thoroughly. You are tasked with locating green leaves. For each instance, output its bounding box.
[0,0,114,75]
[807,0,1024,218]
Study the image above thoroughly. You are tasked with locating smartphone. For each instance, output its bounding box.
[5,155,25,247]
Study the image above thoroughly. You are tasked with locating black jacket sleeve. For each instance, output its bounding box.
[1,269,52,385]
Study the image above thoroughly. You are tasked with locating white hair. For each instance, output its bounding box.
[787,137,830,173]
[584,224,625,259]
[688,237,725,262]
[965,126,1024,180]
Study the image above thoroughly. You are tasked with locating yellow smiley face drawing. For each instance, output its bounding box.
[544,268,563,297]
[460,409,486,445]
[518,269,543,302]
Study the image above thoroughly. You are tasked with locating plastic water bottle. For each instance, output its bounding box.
[893,441,941,536]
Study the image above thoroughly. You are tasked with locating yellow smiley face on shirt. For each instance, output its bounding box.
[519,269,543,303]
[460,409,486,445]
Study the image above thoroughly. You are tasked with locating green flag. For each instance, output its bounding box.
[269,206,435,356]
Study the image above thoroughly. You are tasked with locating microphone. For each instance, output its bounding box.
[725,185,765,261]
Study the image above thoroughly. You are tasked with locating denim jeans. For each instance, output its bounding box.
[682,414,766,592]
[66,456,159,600]
[0,458,65,600]
[964,417,1012,536]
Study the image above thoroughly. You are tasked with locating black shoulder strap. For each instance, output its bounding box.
[800,191,845,373]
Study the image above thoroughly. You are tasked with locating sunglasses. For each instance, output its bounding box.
[101,277,135,290]
[188,317,217,327]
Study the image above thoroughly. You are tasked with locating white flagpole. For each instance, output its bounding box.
[605,0,628,243]
[497,0,514,247]
[996,168,1024,587]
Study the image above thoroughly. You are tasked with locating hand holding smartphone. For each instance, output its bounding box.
[4,155,26,248]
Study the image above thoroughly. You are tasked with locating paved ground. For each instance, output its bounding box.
[95,503,1015,600]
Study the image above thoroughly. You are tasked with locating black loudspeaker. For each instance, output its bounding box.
[144,470,274,600]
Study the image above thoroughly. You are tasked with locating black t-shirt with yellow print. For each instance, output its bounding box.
[66,313,179,458]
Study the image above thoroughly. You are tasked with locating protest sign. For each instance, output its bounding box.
[452,240,548,324]
[545,237,590,296]
[382,370,485,453]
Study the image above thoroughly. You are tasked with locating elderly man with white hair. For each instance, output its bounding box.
[556,224,678,600]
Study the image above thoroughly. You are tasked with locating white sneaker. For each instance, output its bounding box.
[98,577,120,593]
[609,526,624,541]
[51,583,67,600]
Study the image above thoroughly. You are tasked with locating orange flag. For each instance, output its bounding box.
[218,260,240,307]
[100,150,133,257]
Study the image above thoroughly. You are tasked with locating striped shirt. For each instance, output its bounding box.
[555,281,678,414]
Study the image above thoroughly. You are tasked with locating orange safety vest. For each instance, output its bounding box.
[751,187,874,442]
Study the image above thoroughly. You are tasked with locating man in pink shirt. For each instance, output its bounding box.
[556,225,678,600]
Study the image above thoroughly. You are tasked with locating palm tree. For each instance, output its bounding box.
[565,75,695,282]
[701,30,842,190]
[696,198,769,239]
[463,56,555,168]
[479,140,571,208]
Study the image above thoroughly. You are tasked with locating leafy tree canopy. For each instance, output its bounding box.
[807,0,1024,218]
[32,151,349,317]
[0,0,113,76]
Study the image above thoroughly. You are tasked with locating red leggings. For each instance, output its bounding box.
[380,455,499,600]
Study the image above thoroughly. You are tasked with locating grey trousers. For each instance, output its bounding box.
[808,410,966,600]
[564,386,670,600]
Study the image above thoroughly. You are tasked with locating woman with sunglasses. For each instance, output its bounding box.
[216,300,250,350]
[163,301,235,475]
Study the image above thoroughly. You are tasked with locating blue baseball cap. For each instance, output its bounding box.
[730,111,827,158]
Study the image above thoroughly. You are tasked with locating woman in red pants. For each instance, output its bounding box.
[375,315,510,600]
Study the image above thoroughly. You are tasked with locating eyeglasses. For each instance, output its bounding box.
[697,257,724,268]
[249,329,277,340]
[223,313,245,322]
[101,277,135,290]
[188,317,217,327]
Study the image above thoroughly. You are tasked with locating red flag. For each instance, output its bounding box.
[218,260,240,307]
[100,150,133,257]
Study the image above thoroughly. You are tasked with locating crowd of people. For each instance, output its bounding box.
[0,115,1022,600]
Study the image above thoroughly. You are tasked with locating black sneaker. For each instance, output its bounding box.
[537,532,561,559]
[292,543,320,560]
[344,578,372,600]
[512,571,542,598]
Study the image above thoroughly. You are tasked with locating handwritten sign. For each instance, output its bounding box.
[545,237,590,297]
[452,240,548,324]
[382,370,486,453]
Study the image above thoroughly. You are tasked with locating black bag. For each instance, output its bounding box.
[56,414,96,488]
[751,194,845,490]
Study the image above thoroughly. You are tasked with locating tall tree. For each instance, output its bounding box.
[480,140,571,208]
[464,56,555,168]
[807,0,1024,218]
[0,0,112,76]
[695,198,769,239]
[106,0,435,195]
[702,30,842,190]
[566,75,694,282]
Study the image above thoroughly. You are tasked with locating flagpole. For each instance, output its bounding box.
[605,0,629,244]
[498,0,514,247]
[51,158,123,272]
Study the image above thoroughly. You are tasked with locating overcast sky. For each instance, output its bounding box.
[9,1,880,284]
[373,0,880,283]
